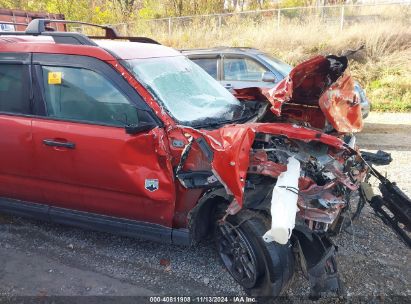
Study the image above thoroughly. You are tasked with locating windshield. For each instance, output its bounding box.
[123,56,244,127]
[258,54,292,77]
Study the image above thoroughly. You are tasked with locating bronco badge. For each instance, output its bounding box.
[145,179,159,192]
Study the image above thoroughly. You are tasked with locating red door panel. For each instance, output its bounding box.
[31,118,176,227]
[0,115,44,202]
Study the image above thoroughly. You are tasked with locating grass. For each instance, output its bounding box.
[125,5,411,112]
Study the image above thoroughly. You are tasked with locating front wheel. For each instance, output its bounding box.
[214,210,294,297]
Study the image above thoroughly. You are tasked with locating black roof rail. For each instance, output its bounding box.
[0,20,65,34]
[0,30,99,46]
[24,19,161,45]
[25,19,116,36]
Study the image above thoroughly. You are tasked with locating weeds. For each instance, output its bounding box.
[132,6,411,112]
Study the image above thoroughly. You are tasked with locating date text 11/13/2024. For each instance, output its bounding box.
[149,296,257,303]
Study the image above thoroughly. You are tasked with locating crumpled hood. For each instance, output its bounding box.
[235,55,364,133]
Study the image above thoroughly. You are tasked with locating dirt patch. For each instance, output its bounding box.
[356,113,411,151]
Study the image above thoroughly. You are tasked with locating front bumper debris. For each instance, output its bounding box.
[360,150,392,166]
[360,166,411,248]
[293,225,343,299]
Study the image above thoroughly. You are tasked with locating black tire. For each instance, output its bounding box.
[214,210,294,297]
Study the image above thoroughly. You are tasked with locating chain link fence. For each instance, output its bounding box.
[107,2,410,37]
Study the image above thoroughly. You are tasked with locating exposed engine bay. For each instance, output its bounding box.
[247,133,366,297]
[246,133,366,235]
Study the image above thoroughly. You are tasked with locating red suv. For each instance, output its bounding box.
[0,19,373,297]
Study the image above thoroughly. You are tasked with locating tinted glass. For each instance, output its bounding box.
[223,57,268,81]
[192,58,218,79]
[42,66,138,126]
[0,64,30,114]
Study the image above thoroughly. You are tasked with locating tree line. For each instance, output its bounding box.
[0,0,342,24]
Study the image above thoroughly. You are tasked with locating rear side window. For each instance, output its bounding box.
[223,57,268,81]
[191,58,218,79]
[0,64,30,114]
[0,24,15,32]
[41,66,139,126]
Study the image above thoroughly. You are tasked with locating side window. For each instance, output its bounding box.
[0,64,31,114]
[223,57,268,81]
[41,66,139,126]
[191,58,218,79]
[0,24,15,32]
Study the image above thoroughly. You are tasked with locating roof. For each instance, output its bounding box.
[0,34,182,60]
[181,46,265,55]
[0,36,111,61]
[95,40,182,60]
[0,35,54,44]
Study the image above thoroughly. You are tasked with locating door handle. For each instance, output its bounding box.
[224,84,233,89]
[43,139,76,149]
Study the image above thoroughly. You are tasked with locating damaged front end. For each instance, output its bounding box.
[247,131,364,297]
[166,53,408,297]
[170,122,366,297]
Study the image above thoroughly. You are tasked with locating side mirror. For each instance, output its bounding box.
[262,71,276,83]
[125,122,157,135]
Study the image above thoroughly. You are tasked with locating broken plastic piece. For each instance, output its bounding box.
[360,150,392,166]
[293,226,343,299]
[263,156,300,244]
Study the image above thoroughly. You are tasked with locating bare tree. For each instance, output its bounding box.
[114,0,141,18]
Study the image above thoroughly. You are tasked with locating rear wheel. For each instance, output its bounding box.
[214,210,294,297]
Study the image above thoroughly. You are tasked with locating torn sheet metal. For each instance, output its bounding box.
[234,55,363,133]
[319,73,363,133]
[248,150,287,177]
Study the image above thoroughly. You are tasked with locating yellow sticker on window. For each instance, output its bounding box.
[48,72,62,85]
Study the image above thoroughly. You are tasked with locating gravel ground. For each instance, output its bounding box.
[0,113,410,301]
